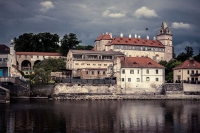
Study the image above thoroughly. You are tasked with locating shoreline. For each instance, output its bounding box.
[52,94,200,100]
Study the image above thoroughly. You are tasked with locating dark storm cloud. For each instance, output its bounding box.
[0,0,200,55]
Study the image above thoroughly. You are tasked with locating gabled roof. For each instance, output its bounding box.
[0,44,10,54]
[121,57,165,68]
[105,37,164,48]
[16,52,62,56]
[95,34,112,41]
[69,50,124,56]
[173,59,200,70]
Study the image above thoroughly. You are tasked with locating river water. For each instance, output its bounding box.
[0,99,200,133]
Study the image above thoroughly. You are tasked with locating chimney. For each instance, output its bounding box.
[138,35,141,39]
[135,34,137,38]
[129,34,131,38]
[120,33,123,38]
[146,35,149,40]
[109,32,112,38]
[106,32,108,35]
[153,36,156,40]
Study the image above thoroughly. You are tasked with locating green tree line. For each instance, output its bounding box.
[14,32,93,56]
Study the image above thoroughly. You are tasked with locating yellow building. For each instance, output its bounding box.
[66,50,124,79]
[173,59,200,83]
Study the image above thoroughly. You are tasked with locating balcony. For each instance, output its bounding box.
[190,73,200,76]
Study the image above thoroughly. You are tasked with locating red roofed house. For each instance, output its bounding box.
[94,22,173,62]
[173,59,200,83]
[119,57,165,93]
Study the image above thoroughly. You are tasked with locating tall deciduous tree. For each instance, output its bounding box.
[60,33,82,56]
[14,32,60,52]
[176,46,194,62]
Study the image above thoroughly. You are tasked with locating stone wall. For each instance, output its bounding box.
[183,83,200,94]
[52,83,119,95]
[31,85,54,97]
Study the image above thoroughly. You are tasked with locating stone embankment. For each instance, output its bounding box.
[52,94,200,100]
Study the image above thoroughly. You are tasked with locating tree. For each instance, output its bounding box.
[34,58,66,72]
[14,32,60,52]
[185,46,194,58]
[159,59,181,82]
[75,45,94,50]
[176,52,188,62]
[60,33,82,56]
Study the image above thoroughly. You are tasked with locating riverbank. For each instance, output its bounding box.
[52,94,200,100]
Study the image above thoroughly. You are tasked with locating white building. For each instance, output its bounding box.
[94,22,173,62]
[119,57,165,93]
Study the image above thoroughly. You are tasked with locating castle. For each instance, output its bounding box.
[94,22,173,62]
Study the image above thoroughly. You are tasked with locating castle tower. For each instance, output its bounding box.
[157,22,173,62]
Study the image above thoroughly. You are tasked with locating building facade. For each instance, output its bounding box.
[94,22,173,62]
[173,59,200,83]
[66,50,124,79]
[16,52,63,71]
[0,42,20,77]
[119,57,165,93]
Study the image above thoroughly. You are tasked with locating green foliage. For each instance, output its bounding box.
[176,46,194,62]
[60,33,82,56]
[14,32,60,52]
[33,68,51,85]
[194,52,200,63]
[75,45,94,50]
[34,58,66,72]
[159,59,181,82]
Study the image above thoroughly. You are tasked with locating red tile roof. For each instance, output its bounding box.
[121,57,165,68]
[16,52,62,56]
[106,37,164,48]
[95,34,112,41]
[173,59,200,70]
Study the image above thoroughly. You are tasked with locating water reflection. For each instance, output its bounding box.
[0,100,200,133]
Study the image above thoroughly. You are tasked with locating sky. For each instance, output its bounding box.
[0,0,200,56]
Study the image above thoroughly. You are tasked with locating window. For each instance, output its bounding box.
[98,71,100,74]
[146,77,150,81]
[121,78,124,82]
[146,69,149,74]
[37,56,39,58]
[103,71,106,75]
[0,58,2,62]
[187,70,189,74]
[19,55,21,58]
[92,71,94,75]
[156,70,158,74]
[31,55,33,58]
[130,70,134,74]
[104,64,107,66]
[93,64,96,66]
[122,69,125,74]
[81,63,84,65]
[196,70,198,74]
[192,70,194,74]
[3,58,8,62]
[128,78,131,82]
[25,55,27,58]
[137,70,139,74]
[137,78,140,82]
[98,64,101,66]
[86,71,88,74]
[87,64,90,66]
[156,78,159,81]
[75,63,79,65]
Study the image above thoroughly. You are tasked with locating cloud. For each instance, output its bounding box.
[171,22,191,29]
[102,10,126,18]
[174,41,200,55]
[40,1,54,12]
[133,6,158,18]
